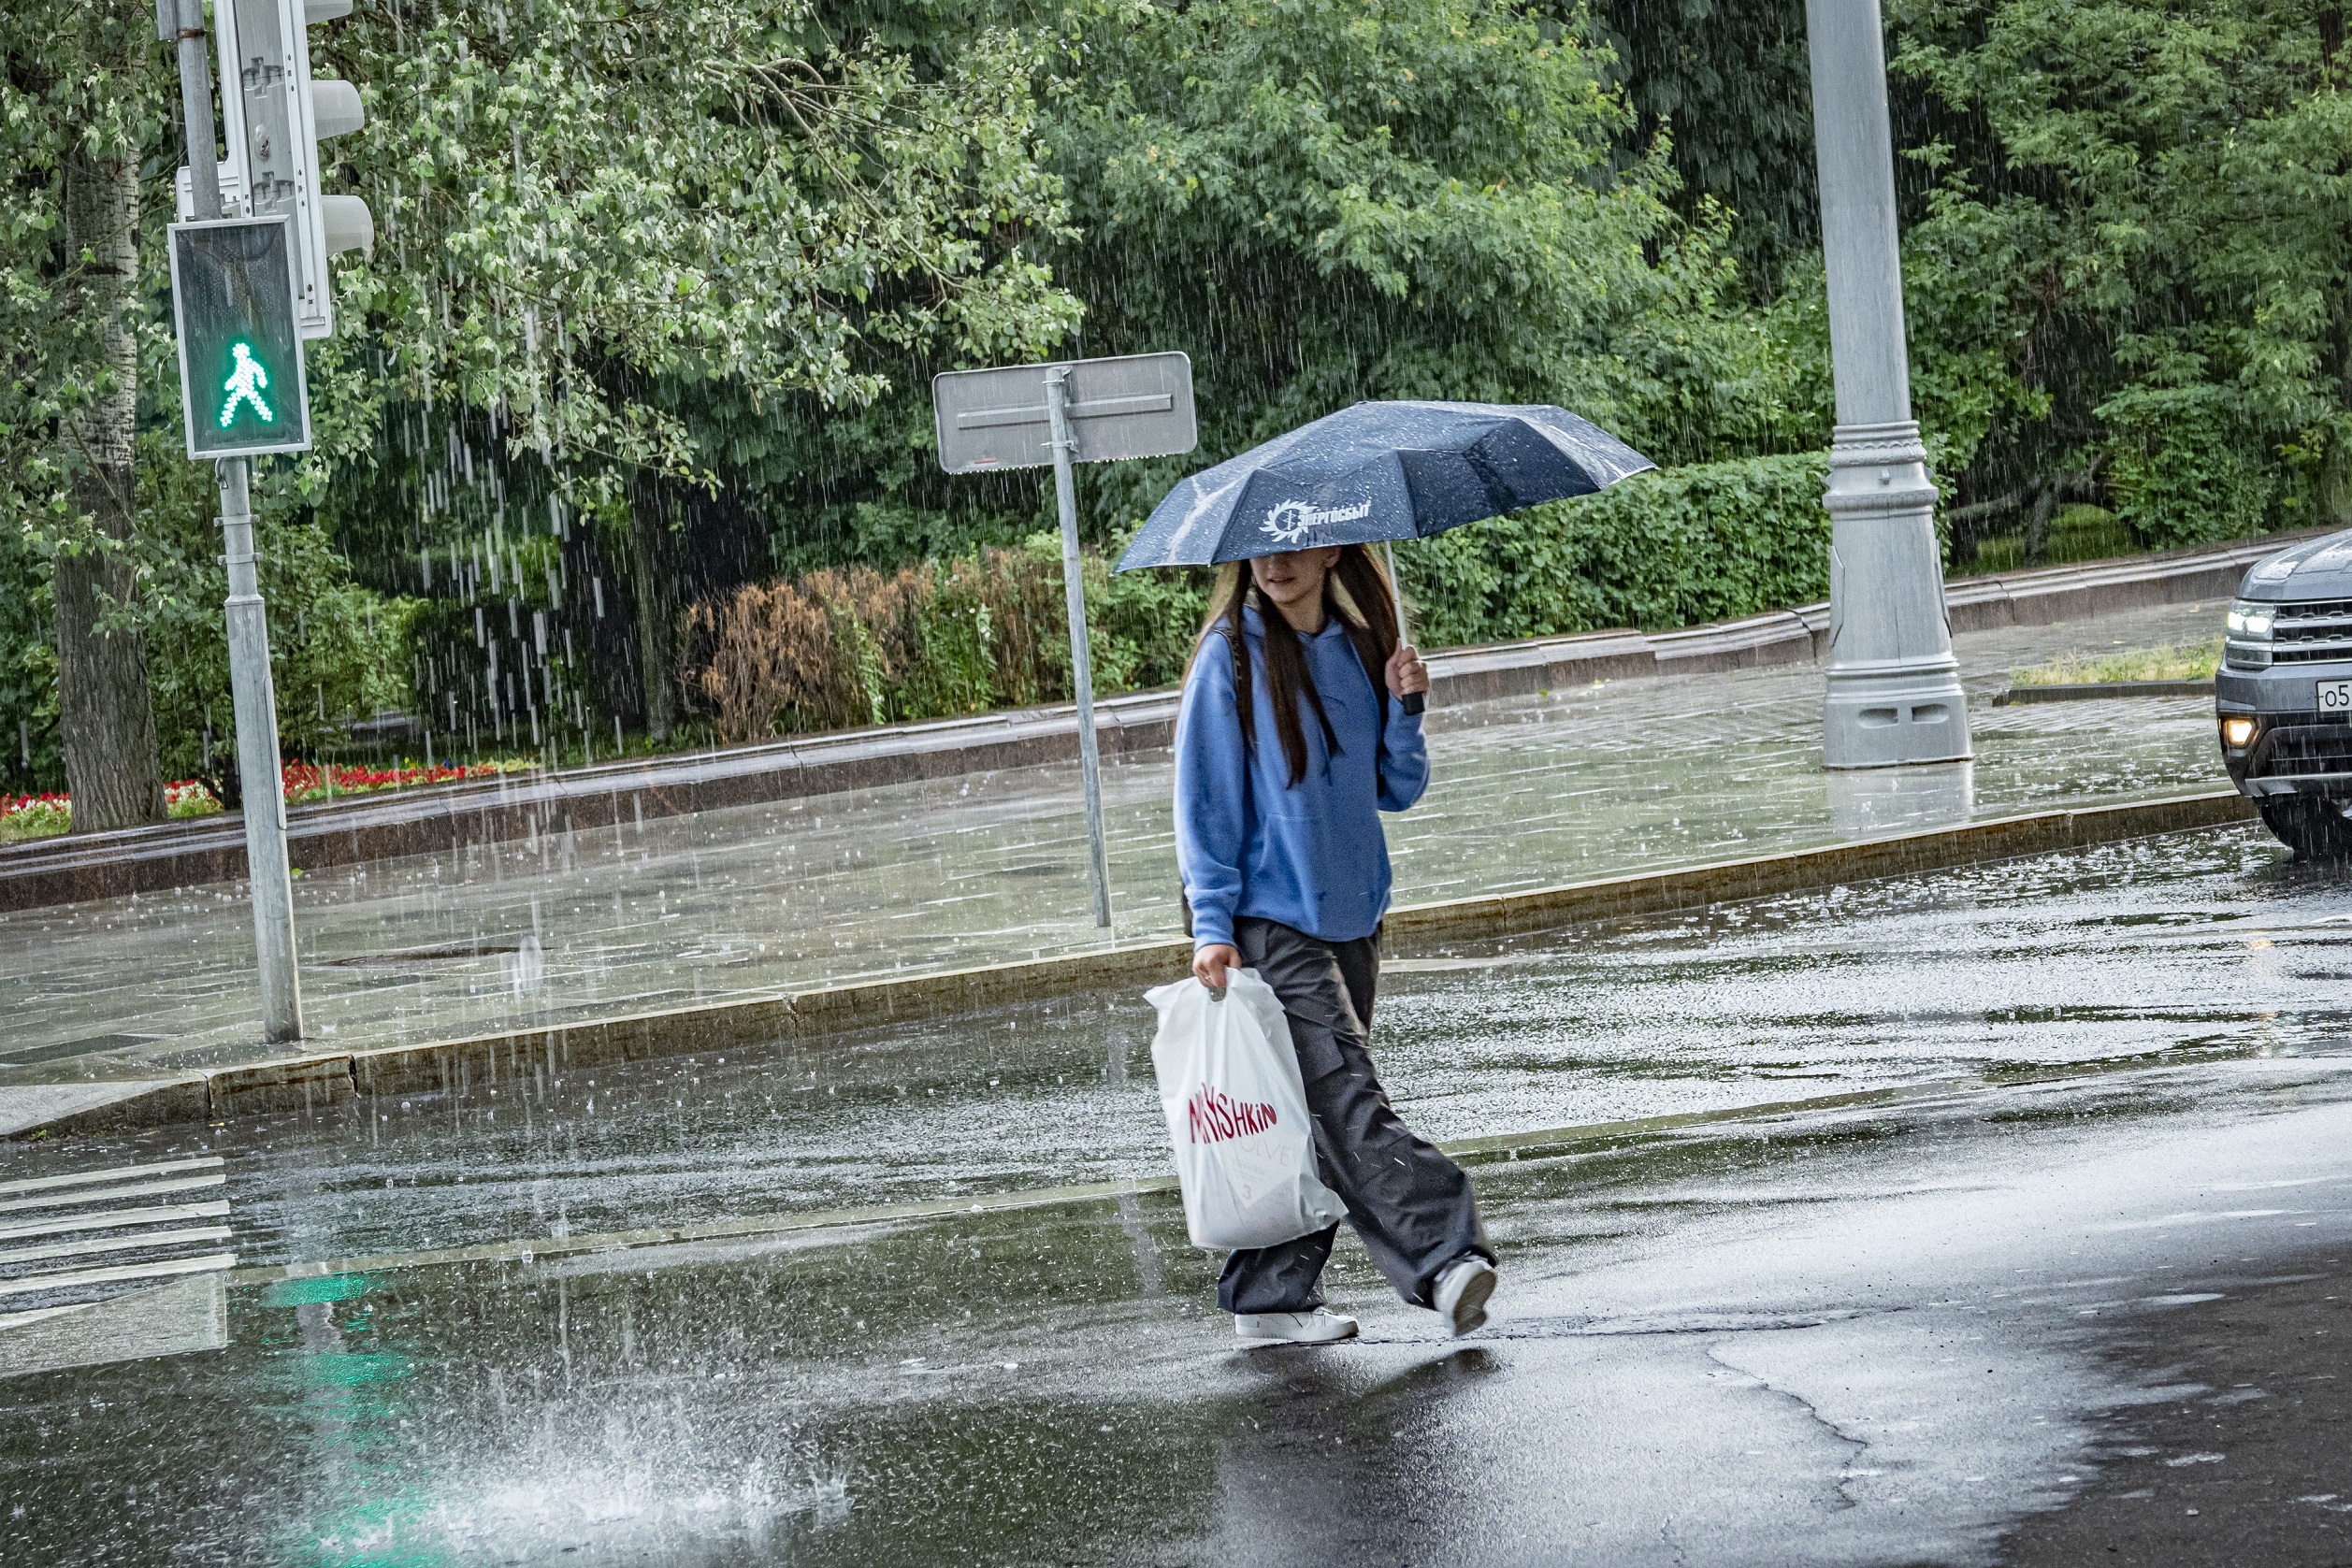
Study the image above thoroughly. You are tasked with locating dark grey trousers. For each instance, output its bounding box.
[1217,915,1492,1315]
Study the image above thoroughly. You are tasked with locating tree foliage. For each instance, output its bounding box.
[316,0,1078,482]
[10,0,2352,784]
[1897,0,2352,547]
[1,0,172,814]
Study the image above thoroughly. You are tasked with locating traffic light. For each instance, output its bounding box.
[194,0,373,340]
[167,216,313,460]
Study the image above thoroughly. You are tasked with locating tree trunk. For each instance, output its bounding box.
[53,127,166,832]
[628,482,678,741]
[2329,224,2352,529]
[2323,436,2352,532]
[2023,480,2057,567]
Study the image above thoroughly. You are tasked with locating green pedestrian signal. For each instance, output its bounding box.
[168,216,311,459]
[219,342,276,427]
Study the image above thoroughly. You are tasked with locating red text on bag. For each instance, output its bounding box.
[1187,1084,1279,1144]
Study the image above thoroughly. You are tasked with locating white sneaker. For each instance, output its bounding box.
[1433,1256,1496,1338]
[1234,1308,1359,1345]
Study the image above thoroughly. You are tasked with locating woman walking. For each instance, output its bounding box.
[1175,541,1495,1345]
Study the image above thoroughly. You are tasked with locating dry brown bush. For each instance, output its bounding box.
[682,539,1174,744]
[683,578,854,742]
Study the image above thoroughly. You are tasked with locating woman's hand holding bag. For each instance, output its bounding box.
[1145,967,1348,1250]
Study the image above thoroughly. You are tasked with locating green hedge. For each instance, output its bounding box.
[1398,451,1834,647]
[683,454,1837,741]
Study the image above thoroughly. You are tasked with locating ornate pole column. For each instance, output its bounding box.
[1807,0,1970,767]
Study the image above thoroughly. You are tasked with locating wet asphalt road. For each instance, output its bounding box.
[17,823,2350,1272]
[7,825,2352,1564]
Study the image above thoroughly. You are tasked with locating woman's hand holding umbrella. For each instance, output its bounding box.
[1386,642,1428,704]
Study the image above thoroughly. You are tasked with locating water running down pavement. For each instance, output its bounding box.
[5,822,2352,1564]
[2,599,2240,1077]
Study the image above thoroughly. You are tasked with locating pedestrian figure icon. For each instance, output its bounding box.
[219,342,274,428]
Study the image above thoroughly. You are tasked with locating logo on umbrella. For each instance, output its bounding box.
[1261,497,1371,546]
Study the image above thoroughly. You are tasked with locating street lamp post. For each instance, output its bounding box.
[1806,0,1971,769]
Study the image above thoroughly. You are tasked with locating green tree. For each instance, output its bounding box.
[311,0,1081,738]
[730,0,1823,573]
[1897,0,2352,548]
[1,0,168,827]
[1592,0,1823,296]
[136,437,411,806]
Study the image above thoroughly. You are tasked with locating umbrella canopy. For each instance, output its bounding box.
[1115,399,1654,570]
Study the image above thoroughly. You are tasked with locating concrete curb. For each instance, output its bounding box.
[10,787,2257,1141]
[0,533,2297,913]
[0,1078,210,1141]
[1993,679,2215,705]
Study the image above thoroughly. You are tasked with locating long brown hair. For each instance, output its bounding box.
[1189,545,1403,787]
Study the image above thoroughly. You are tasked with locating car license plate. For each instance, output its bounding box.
[2321,679,2352,716]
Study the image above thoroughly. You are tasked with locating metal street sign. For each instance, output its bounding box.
[931,351,1196,931]
[167,215,311,460]
[932,352,1195,474]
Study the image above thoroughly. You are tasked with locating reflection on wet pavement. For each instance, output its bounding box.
[0,601,2238,1073]
[5,1050,2349,1564]
[6,813,2352,1564]
[2,818,2336,1274]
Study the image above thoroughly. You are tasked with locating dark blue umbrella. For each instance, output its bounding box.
[1117,399,1654,711]
[1115,399,1654,571]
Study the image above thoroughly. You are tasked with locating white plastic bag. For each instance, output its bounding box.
[1145,968,1348,1250]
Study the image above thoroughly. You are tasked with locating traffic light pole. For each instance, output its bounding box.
[166,0,219,217]
[165,0,304,1042]
[217,461,303,1041]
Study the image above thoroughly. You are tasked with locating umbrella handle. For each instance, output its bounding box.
[1383,541,1426,716]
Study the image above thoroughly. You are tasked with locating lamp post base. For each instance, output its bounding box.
[1821,420,1973,770]
[1824,655,1971,769]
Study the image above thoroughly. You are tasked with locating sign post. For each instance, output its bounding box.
[933,352,1197,930]
[161,0,305,1043]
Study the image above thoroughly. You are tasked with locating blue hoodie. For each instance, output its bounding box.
[1175,604,1429,950]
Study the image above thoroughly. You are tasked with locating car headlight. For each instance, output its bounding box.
[2221,715,2257,748]
[2228,600,2274,639]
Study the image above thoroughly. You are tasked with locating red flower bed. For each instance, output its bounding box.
[280,759,523,801]
[1,791,71,816]
[4,761,529,839]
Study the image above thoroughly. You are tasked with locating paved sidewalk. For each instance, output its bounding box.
[2,529,2291,912]
[0,597,2235,1083]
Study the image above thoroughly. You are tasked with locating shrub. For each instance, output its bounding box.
[685,539,1178,742]
[1400,452,1834,646]
[681,575,865,741]
[2097,386,2287,550]
[685,455,1840,743]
